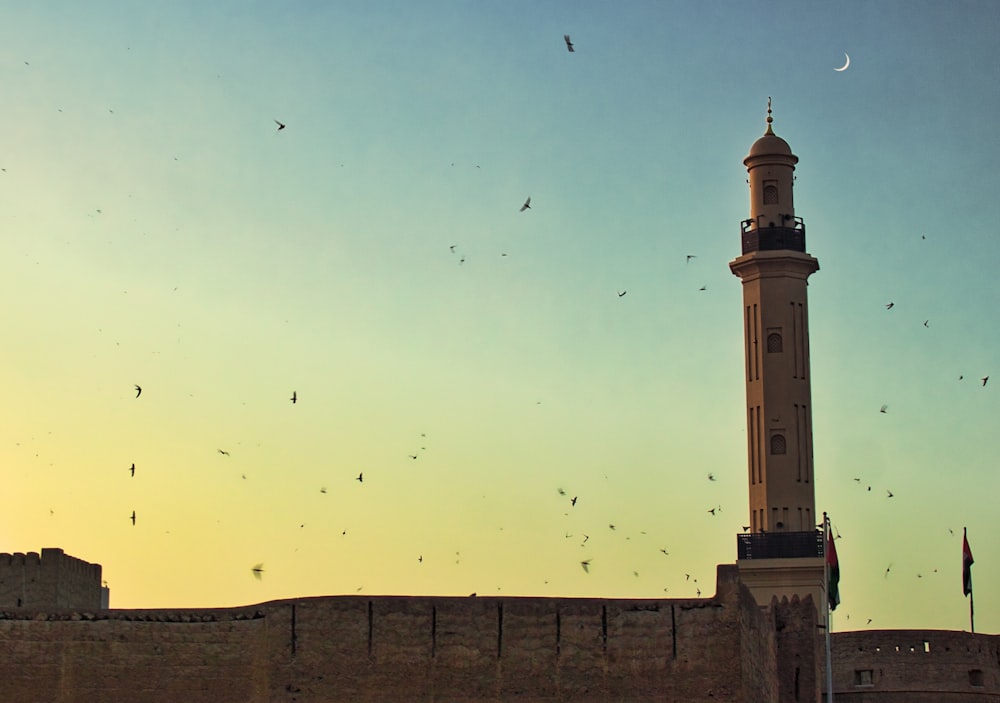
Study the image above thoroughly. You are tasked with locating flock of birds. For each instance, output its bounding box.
[12,28,988,626]
[56,33,813,602]
[53,31,712,598]
[881,302,989,386]
[123,376,710,595]
[819,269,994,626]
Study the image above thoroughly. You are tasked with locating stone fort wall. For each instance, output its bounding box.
[8,551,995,702]
[0,564,793,703]
[0,548,103,610]
[823,629,1000,702]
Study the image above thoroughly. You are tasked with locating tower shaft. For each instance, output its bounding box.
[731,252,817,532]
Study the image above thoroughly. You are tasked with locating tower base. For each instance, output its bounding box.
[737,556,827,627]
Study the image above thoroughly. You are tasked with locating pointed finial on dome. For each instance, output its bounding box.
[765,96,774,135]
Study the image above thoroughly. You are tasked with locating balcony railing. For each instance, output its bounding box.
[739,218,806,254]
[737,530,824,560]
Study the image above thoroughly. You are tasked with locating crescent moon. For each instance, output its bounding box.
[834,53,850,72]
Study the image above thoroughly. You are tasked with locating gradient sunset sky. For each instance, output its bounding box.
[3,1,998,633]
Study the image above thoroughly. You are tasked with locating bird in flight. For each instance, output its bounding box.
[571,496,578,506]
[356,472,363,483]
[699,285,707,291]
[134,384,142,398]
[707,507,718,515]
[618,290,627,297]
[290,391,297,404]
[563,34,574,52]
[660,548,669,555]
[129,463,135,477]
[707,473,716,481]
[982,376,989,387]
[449,245,456,253]
[886,302,894,310]
[686,255,697,263]
[408,454,418,460]
[130,510,136,526]
[218,449,230,456]
[580,559,590,573]
[886,490,894,498]
[880,405,888,414]
[274,119,285,131]
[251,563,265,580]
[520,196,531,212]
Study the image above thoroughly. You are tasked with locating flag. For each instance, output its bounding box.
[963,528,974,597]
[826,524,840,611]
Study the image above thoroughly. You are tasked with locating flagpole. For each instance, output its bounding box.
[964,527,975,634]
[824,512,834,703]
[969,527,975,634]
[970,585,975,634]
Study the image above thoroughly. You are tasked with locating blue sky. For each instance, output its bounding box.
[1,1,998,632]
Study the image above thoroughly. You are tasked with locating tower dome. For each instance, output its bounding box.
[746,131,795,160]
[745,97,797,165]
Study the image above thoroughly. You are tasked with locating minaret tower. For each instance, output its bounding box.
[731,99,819,535]
[732,100,826,620]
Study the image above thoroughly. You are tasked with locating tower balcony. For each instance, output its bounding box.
[736,530,823,560]
[740,217,806,254]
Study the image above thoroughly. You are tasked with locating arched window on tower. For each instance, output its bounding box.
[770,434,786,455]
[763,181,779,205]
[767,331,783,353]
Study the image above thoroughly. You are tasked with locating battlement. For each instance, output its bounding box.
[0,547,103,610]
[0,552,43,567]
[43,548,102,580]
